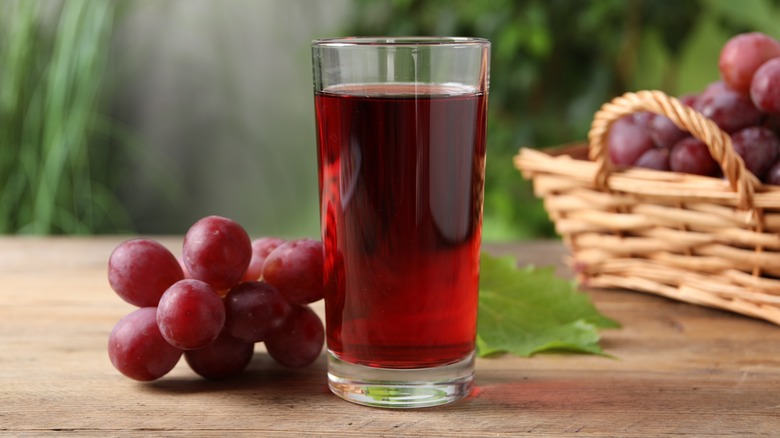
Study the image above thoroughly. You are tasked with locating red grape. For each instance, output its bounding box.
[108,239,183,307]
[183,216,252,291]
[242,237,286,282]
[156,279,226,350]
[106,216,331,382]
[262,239,325,305]
[669,137,720,177]
[264,305,324,368]
[731,126,780,179]
[108,307,183,381]
[184,330,254,380]
[751,57,780,114]
[694,83,763,133]
[634,147,670,171]
[698,81,728,103]
[224,281,291,343]
[719,32,780,95]
[629,111,655,128]
[650,114,687,149]
[607,115,654,166]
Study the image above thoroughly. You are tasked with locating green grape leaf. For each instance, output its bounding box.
[477,253,620,358]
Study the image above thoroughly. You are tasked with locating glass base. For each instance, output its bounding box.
[327,351,475,408]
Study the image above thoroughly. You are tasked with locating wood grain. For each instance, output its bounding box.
[1,237,779,437]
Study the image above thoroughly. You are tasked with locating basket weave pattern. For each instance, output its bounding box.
[515,90,780,325]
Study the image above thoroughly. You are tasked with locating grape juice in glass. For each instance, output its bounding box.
[312,37,490,408]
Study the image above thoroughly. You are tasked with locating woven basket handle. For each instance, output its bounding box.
[587,90,760,210]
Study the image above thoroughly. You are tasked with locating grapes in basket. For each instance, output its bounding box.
[608,31,780,184]
[107,215,325,381]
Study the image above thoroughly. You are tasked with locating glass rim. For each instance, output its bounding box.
[312,36,490,48]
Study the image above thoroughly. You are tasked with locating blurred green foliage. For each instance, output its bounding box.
[343,0,780,240]
[0,0,132,234]
[4,0,780,237]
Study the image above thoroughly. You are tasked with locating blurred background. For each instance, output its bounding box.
[2,0,780,240]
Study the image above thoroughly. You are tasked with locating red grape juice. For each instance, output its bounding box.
[316,83,487,369]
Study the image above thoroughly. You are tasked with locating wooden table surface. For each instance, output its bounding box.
[2,236,780,437]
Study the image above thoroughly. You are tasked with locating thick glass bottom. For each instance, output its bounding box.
[327,351,474,408]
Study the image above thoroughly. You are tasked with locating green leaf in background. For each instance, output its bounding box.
[477,253,620,358]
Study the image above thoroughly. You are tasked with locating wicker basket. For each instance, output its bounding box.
[515,90,780,326]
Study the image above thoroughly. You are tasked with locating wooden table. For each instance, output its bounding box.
[2,237,779,436]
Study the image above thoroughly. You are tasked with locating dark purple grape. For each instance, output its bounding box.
[670,137,720,176]
[157,279,226,350]
[764,160,780,185]
[731,126,780,178]
[650,114,687,149]
[184,330,254,380]
[630,111,655,128]
[108,239,184,307]
[719,32,780,95]
[634,148,670,171]
[224,281,291,343]
[698,81,728,103]
[183,216,252,292]
[262,239,325,305]
[242,237,286,282]
[264,305,324,368]
[678,93,698,108]
[607,115,654,166]
[751,57,780,114]
[108,307,183,381]
[694,84,763,133]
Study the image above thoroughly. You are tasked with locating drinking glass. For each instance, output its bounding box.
[312,37,490,408]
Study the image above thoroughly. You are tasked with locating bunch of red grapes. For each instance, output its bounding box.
[107,215,325,381]
[608,32,780,184]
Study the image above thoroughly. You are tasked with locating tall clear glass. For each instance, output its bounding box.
[312,37,490,408]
